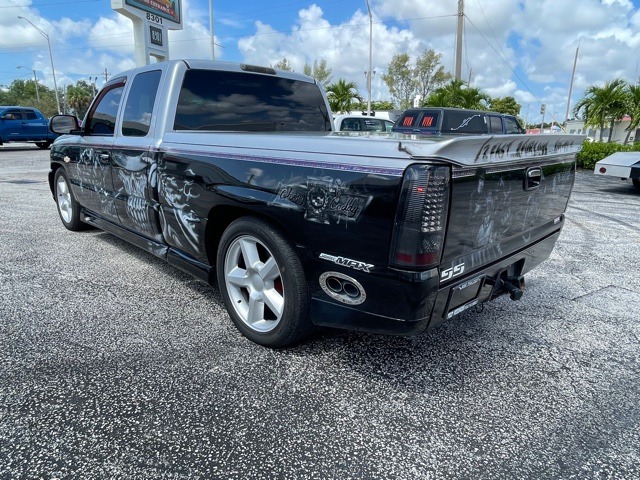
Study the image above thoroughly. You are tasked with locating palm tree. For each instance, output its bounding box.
[623,84,640,145]
[424,79,490,110]
[66,81,94,120]
[325,79,362,114]
[573,78,627,142]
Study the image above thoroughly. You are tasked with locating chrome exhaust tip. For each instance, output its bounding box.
[319,272,366,305]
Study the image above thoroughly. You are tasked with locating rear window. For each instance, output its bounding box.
[174,69,331,132]
[441,112,487,134]
[395,111,439,131]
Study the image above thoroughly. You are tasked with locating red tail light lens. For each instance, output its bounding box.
[390,164,450,269]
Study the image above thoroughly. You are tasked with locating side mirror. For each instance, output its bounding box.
[50,115,80,134]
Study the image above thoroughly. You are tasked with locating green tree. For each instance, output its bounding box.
[355,100,395,112]
[382,53,416,110]
[425,79,491,110]
[489,96,521,116]
[623,83,640,144]
[272,58,293,71]
[325,79,362,113]
[0,79,58,117]
[303,58,333,88]
[382,50,451,109]
[573,78,627,142]
[414,49,452,100]
[66,81,94,120]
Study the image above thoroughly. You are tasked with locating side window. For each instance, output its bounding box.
[488,116,503,134]
[363,119,383,131]
[25,110,38,120]
[87,84,124,136]
[122,70,162,137]
[444,113,486,134]
[341,119,360,131]
[384,121,394,132]
[504,117,523,134]
[3,109,23,120]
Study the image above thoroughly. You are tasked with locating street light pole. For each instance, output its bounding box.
[365,0,373,115]
[17,66,40,105]
[18,16,61,114]
[209,0,215,60]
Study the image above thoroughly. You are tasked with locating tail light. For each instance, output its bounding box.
[390,164,450,269]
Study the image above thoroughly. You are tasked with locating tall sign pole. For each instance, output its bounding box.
[365,0,373,115]
[112,0,183,66]
[455,0,464,80]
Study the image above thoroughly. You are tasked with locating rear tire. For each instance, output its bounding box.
[216,217,309,348]
[54,168,84,231]
[36,141,52,149]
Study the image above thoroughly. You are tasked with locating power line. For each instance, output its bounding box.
[464,15,542,106]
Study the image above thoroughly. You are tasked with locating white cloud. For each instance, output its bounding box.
[237,5,423,101]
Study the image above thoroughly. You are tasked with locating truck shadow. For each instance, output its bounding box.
[90,227,528,391]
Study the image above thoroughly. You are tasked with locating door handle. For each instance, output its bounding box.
[98,152,111,164]
[524,167,541,191]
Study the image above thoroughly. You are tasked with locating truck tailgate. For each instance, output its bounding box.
[396,134,582,279]
[441,157,575,274]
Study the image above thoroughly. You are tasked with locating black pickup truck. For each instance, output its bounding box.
[392,107,525,136]
[48,60,583,347]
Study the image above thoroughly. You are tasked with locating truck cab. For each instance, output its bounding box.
[392,107,525,136]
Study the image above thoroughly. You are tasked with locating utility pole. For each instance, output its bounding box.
[209,0,215,60]
[455,0,464,80]
[90,76,98,97]
[18,16,61,113]
[365,0,374,115]
[17,66,40,105]
[564,42,580,125]
[103,68,110,83]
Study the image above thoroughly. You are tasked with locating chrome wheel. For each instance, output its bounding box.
[224,234,284,333]
[56,175,73,224]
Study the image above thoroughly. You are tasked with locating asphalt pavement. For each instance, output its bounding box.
[1,143,639,479]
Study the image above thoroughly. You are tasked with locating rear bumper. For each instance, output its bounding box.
[308,229,562,335]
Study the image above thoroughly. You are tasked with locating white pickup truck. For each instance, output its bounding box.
[594,152,640,193]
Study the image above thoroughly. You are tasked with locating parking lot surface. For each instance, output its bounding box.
[1,144,639,479]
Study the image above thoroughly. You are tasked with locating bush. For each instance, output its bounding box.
[576,140,640,169]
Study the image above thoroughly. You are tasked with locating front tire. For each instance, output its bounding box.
[216,217,309,348]
[54,168,84,231]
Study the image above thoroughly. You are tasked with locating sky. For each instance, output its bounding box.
[1,0,640,124]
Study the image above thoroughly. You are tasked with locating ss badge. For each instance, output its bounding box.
[441,263,465,281]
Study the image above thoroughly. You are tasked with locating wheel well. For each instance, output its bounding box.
[204,206,293,267]
[49,163,63,194]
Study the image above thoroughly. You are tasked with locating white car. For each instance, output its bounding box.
[333,114,394,132]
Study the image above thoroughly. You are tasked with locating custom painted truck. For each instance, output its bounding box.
[48,60,583,347]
